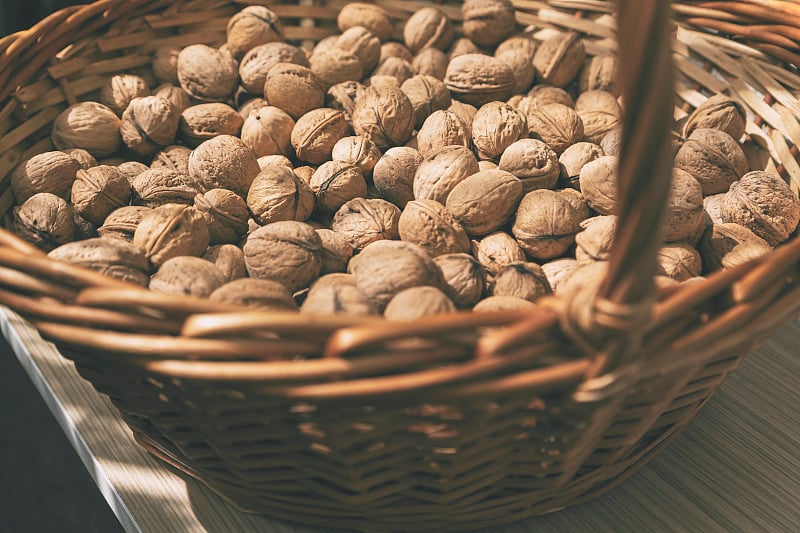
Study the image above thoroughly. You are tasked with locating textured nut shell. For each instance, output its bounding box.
[600,127,623,157]
[99,74,149,115]
[11,151,80,203]
[471,102,527,160]
[240,43,308,95]
[557,260,608,300]
[316,228,354,274]
[71,165,131,225]
[498,138,559,192]
[579,55,619,95]
[150,256,226,297]
[336,26,381,73]
[403,7,454,52]
[243,221,322,292]
[178,45,238,102]
[575,215,616,262]
[371,58,414,85]
[526,102,584,155]
[474,296,534,312]
[558,142,604,188]
[414,145,479,203]
[684,94,746,140]
[381,42,415,64]
[435,253,486,307]
[331,136,381,174]
[13,193,76,251]
[211,278,298,310]
[248,166,315,224]
[412,48,449,80]
[703,193,726,225]
[525,85,575,108]
[188,135,260,196]
[194,189,249,244]
[154,84,190,114]
[674,128,748,195]
[655,243,702,281]
[117,161,149,183]
[416,110,471,158]
[301,273,379,316]
[63,148,97,170]
[495,47,536,96]
[179,103,243,147]
[337,3,394,42]
[448,100,478,137]
[153,47,180,84]
[384,286,455,320]
[51,102,121,157]
[446,169,523,236]
[664,168,705,242]
[512,189,583,260]
[291,108,351,164]
[541,257,579,293]
[444,54,514,107]
[331,197,401,251]
[533,32,585,87]
[721,170,800,246]
[373,147,421,207]
[579,155,618,215]
[131,168,202,207]
[448,38,482,60]
[258,155,293,170]
[352,86,415,149]
[558,188,591,220]
[470,231,526,275]
[151,145,192,174]
[98,206,152,242]
[698,222,772,272]
[310,48,363,89]
[48,237,149,286]
[576,90,622,144]
[326,81,366,122]
[202,244,248,282]
[399,199,470,257]
[134,204,210,268]
[401,75,452,129]
[238,105,295,159]
[226,6,284,58]
[310,161,367,213]
[265,63,326,120]
[492,262,552,302]
[462,0,516,47]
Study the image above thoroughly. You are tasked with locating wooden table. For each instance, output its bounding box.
[3,305,799,532]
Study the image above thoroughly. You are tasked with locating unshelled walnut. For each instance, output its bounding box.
[684,94,746,140]
[533,32,585,87]
[492,262,552,302]
[448,100,478,136]
[248,166,314,224]
[116,161,148,183]
[448,37,481,60]
[384,286,455,320]
[194,189,249,245]
[576,90,622,144]
[381,42,414,64]
[98,206,152,242]
[239,42,308,95]
[179,103,243,147]
[99,74,149,116]
[471,102,527,160]
[446,169,523,236]
[465,0,517,46]
[579,155,618,215]
[512,189,585,260]
[600,126,623,157]
[371,58,414,85]
[310,48,363,89]
[152,47,180,84]
[210,278,299,310]
[703,193,726,225]
[655,243,702,281]
[188,135,260,196]
[51,102,121,157]
[416,110,471,158]
[579,55,619,95]
[202,244,247,282]
[243,221,323,292]
[399,199,470,257]
[226,5,284,59]
[257,155,293,170]
[336,26,381,73]
[557,260,608,300]
[403,7,453,52]
[664,169,705,242]
[316,228,354,274]
[71,165,131,225]
[412,48,449,80]
[495,37,537,95]
[291,108,351,164]
[11,151,80,203]
[400,75,451,129]
[326,81,366,122]
[131,168,202,207]
[414,145,479,203]
[352,85,415,149]
[331,197,401,251]
[177,45,238,102]
[721,170,800,246]
[525,85,575,108]
[541,257,578,293]
[337,3,394,42]
[120,96,180,155]
[48,237,150,286]
[240,105,295,157]
[150,256,226,297]
[373,147,421,207]
[151,145,191,174]
[154,84,190,114]
[331,136,381,175]
[470,231,527,275]
[239,97,269,119]
[674,128,748,195]
[558,142,604,189]
[434,253,486,307]
[474,296,535,311]
[497,138,559,192]
[575,215,616,262]
[526,102,584,155]
[698,222,772,272]
[63,148,97,170]
[265,63,326,120]
[13,193,75,251]
[134,204,210,268]
[309,161,367,213]
[444,54,515,107]
[301,273,379,315]
[559,188,590,220]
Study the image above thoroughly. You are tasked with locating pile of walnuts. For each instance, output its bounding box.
[10,1,800,320]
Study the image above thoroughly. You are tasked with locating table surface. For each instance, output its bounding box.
[3,306,799,533]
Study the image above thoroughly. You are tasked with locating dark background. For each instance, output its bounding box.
[0,2,81,35]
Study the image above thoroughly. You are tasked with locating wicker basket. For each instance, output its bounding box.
[2,1,800,531]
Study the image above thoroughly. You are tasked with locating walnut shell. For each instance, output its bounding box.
[134,204,210,268]
[412,47,449,80]
[211,278,298,310]
[526,102,584,155]
[403,7,454,52]
[495,43,536,95]
[384,286,455,320]
[498,138,560,192]
[331,197,401,251]
[446,169,523,236]
[243,221,323,292]
[152,47,180,84]
[575,215,616,262]
[600,126,623,157]
[576,90,622,144]
[63,148,97,170]
[240,105,295,157]
[381,42,415,64]
[471,231,527,276]
[513,189,584,260]
[120,96,180,155]
[226,6,284,59]
[239,43,308,95]
[558,142,604,189]
[11,151,80,203]
[71,165,131,225]
[665,168,705,242]
[326,81,366,122]
[309,161,367,213]
[98,206,152,242]
[473,296,535,312]
[179,103,243,147]
[178,45,238,102]
[115,162,148,184]
[291,108,351,164]
[309,48,363,90]
[435,253,486,307]
[13,193,76,251]
[194,189,249,245]
[413,145,479,203]
[51,102,121,157]
[471,102,527,160]
[533,32,585,87]
[248,166,315,224]
[316,228,354,274]
[151,145,192,174]
[444,54,515,107]
[373,147,421,207]
[202,243,247,282]
[416,110,471,158]
[352,85,415,149]
[265,63,326,120]
[48,238,149,286]
[698,222,772,272]
[492,262,551,302]
[99,74,149,116]
[153,83,190,114]
[579,55,619,96]
[150,256,226,296]
[337,3,394,42]
[371,58,414,85]
[131,168,202,207]
[684,94,746,140]
[655,243,702,281]
[462,0,516,47]
[331,135,381,175]
[703,193,726,225]
[257,155,293,170]
[525,85,575,108]
[188,135,260,196]
[557,260,608,300]
[401,75,452,129]
[336,26,381,74]
[579,155,618,215]
[674,128,748,195]
[541,257,579,293]
[301,273,379,316]
[448,38,482,60]
[399,199,470,257]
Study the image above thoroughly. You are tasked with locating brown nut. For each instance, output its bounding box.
[373,147,421,207]
[498,138,560,192]
[416,110,471,158]
[309,160,367,213]
[226,6,284,59]
[371,58,414,85]
[153,84,190,114]
[401,75,452,129]
[301,273,379,315]
[512,189,584,260]
[557,142,604,189]
[48,238,150,286]
[336,26,381,74]
[444,54,515,107]
[492,262,552,302]
[71,165,131,225]
[337,3,394,42]
[664,168,705,242]
[120,96,180,155]
[384,286,455,320]
[134,204,210,268]
[533,32,585,87]
[525,102,584,155]
[202,243,247,282]
[98,206,152,243]
[51,102,121,157]
[150,256,226,297]
[178,103,243,147]
[331,135,381,175]
[239,42,308,95]
[574,215,616,263]
[264,63,326,120]
[462,0,517,47]
[403,7,454,52]
[211,278,298,310]
[445,169,523,236]
[11,151,81,203]
[151,145,192,174]
[316,228,354,274]
[435,253,486,307]
[194,189,249,245]
[471,231,527,276]
[291,108,351,164]
[655,243,702,281]
[331,197,401,251]
[575,90,622,144]
[352,85,415,149]
[541,257,579,293]
[309,48,363,90]
[99,74,149,116]
[579,155,618,215]
[248,166,315,224]
[471,101,527,160]
[473,295,535,311]
[579,55,620,96]
[13,193,76,251]
[495,37,537,95]
[674,128,748,195]
[326,80,366,122]
[177,45,238,102]
[413,145,479,203]
[412,47,449,80]
[131,168,202,207]
[243,221,323,292]
[398,198,470,257]
[684,94,747,140]
[152,47,180,85]
[698,222,772,272]
[188,135,260,196]
[240,105,295,157]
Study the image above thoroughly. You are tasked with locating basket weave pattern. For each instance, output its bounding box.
[1,1,800,530]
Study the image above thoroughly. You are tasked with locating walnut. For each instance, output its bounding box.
[188,135,260,197]
[600,126,623,157]
[492,262,551,302]
[416,110,471,158]
[525,85,575,107]
[243,221,323,292]
[447,100,478,137]
[579,55,619,95]
[331,197,401,251]
[336,26,381,73]
[674,128,748,195]
[533,32,585,87]
[434,253,486,307]
[412,47,449,80]
[240,105,295,157]
[698,222,772,272]
[179,103,243,147]
[575,215,616,262]
[414,145,479,203]
[264,63,326,120]
[352,85,415,149]
[655,243,702,281]
[70,165,130,225]
[471,231,527,276]
[496,139,558,194]
[239,43,307,95]
[134,204,210,268]
[556,260,608,300]
[400,75,451,129]
[349,240,442,309]
[248,166,314,224]
[150,256,226,296]
[473,296,535,311]
[51,102,121,157]
[381,42,414,64]
[384,286,455,320]
[579,155,618,215]
[99,74,149,116]
[312,35,340,56]
[11,151,80,203]
[202,243,247,282]
[226,6,284,59]
[338,3,394,42]
[525,102,584,155]
[513,189,584,260]
[495,37,537,95]
[541,257,578,293]
[398,199,470,257]
[48,237,150,286]
[331,136,381,175]
[371,58,414,85]
[665,168,705,242]
[98,206,152,242]
[309,48,363,90]
[238,97,269,119]
[153,84,190,113]
[315,228,354,274]
[152,47,180,84]
[576,90,622,144]
[403,7,453,52]
[448,38,482,60]
[194,189,249,245]
[291,108,351,164]
[462,0,516,47]
[301,273,379,315]
[258,155,293,170]
[703,193,726,225]
[444,54,515,107]
[558,142,604,189]
[309,161,367,213]
[326,81,366,122]
[114,162,146,185]
[13,193,75,251]
[63,148,97,170]
[471,102,527,160]
[211,278,298,310]
[177,45,238,102]
[684,94,746,140]
[151,145,191,174]
[558,188,591,220]
[373,147,421,207]
[446,169,523,236]
[131,168,201,207]
[721,170,800,246]
[119,96,180,155]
